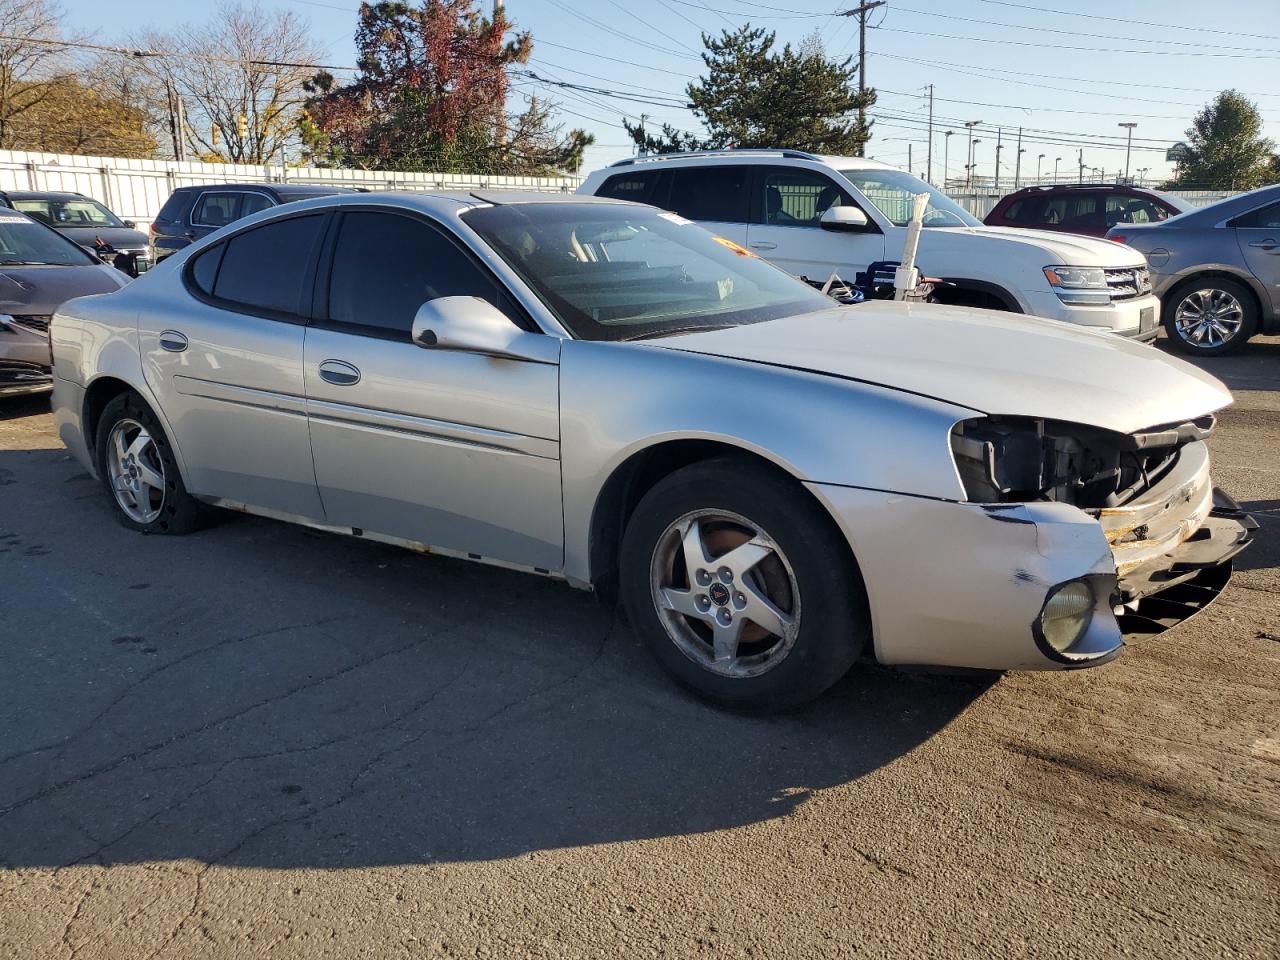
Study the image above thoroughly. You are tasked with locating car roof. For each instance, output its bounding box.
[602,149,896,172]
[214,190,632,223]
[173,183,363,196]
[1002,184,1156,196]
[2,190,89,200]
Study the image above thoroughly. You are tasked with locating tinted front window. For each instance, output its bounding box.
[327,211,507,339]
[464,203,832,342]
[835,168,979,227]
[1105,194,1169,227]
[667,167,750,223]
[211,214,325,316]
[1235,201,1280,229]
[760,167,854,227]
[12,198,123,228]
[596,171,662,205]
[1000,197,1041,224]
[0,210,96,265]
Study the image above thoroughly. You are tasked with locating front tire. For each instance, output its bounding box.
[620,458,868,711]
[95,391,204,535]
[1163,277,1257,356]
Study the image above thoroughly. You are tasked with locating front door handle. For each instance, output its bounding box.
[158,330,188,353]
[749,241,778,250]
[318,359,360,386]
[1246,239,1278,250]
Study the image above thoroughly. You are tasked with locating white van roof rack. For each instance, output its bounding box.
[608,149,823,168]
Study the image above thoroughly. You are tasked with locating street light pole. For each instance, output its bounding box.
[1118,122,1137,181]
[1037,153,1044,181]
[943,130,953,189]
[964,120,980,187]
[1054,156,1061,180]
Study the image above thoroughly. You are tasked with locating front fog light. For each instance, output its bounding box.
[1039,580,1095,654]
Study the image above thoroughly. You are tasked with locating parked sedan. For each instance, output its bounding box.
[0,190,151,276]
[0,207,127,397]
[51,193,1252,709]
[1107,184,1280,354]
[985,184,1193,238]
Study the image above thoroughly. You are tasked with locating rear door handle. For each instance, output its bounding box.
[158,330,188,353]
[1246,239,1277,250]
[749,241,778,250]
[318,359,360,386]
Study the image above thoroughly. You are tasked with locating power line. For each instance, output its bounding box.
[893,5,1280,56]
[876,88,1197,124]
[872,25,1280,59]
[974,0,1280,43]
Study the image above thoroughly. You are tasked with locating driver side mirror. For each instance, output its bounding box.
[123,220,137,229]
[820,206,871,232]
[410,297,559,364]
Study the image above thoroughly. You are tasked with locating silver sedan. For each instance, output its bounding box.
[1107,183,1280,355]
[51,192,1253,709]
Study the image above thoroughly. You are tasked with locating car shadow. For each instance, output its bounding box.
[1236,499,1279,573]
[0,393,50,421]
[0,445,993,871]
[1154,334,1280,393]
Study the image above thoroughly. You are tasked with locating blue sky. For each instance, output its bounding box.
[65,0,1279,181]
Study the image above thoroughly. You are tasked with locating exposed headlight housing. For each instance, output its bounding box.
[1036,580,1095,655]
[1043,265,1110,305]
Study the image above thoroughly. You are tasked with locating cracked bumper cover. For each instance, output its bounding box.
[0,360,53,397]
[807,472,1252,672]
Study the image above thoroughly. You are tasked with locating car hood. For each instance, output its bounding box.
[928,225,1144,266]
[650,302,1231,434]
[0,263,127,315]
[54,225,149,250]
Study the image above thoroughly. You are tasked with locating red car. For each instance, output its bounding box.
[984,184,1194,238]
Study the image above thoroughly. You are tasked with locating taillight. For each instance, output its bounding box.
[148,221,156,236]
[1110,234,1126,244]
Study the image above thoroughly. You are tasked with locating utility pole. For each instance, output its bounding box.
[925,84,933,184]
[1078,148,1084,184]
[837,1,887,157]
[1013,127,1023,189]
[908,142,913,175]
[1118,121,1137,181]
[964,120,980,187]
[994,127,1003,192]
[943,130,953,189]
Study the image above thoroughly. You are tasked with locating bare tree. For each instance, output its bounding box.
[136,2,324,164]
[0,0,74,148]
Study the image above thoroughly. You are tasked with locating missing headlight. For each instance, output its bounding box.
[950,416,1197,507]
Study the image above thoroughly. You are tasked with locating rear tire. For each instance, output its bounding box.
[95,391,204,535]
[1163,277,1257,356]
[620,458,868,711]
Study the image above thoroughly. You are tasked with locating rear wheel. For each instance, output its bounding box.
[95,392,204,535]
[620,459,868,711]
[1163,278,1257,355]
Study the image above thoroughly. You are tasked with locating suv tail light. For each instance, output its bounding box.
[1109,234,1126,244]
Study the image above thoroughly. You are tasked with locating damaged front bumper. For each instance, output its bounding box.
[0,360,53,397]
[807,455,1252,672]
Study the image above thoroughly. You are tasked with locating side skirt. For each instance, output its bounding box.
[199,496,589,588]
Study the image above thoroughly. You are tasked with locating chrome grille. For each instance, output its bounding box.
[10,314,51,333]
[1104,265,1152,302]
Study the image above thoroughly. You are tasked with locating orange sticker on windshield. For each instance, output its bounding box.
[712,236,757,258]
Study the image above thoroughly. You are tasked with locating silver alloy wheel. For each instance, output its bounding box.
[650,509,801,679]
[1174,287,1245,348]
[105,418,166,524]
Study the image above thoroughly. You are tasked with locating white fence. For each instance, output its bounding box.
[0,149,584,229]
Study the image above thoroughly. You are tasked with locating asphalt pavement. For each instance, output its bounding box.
[1,338,1277,959]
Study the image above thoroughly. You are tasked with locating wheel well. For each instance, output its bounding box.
[1161,271,1262,322]
[83,376,136,454]
[587,440,855,600]
[932,280,1022,313]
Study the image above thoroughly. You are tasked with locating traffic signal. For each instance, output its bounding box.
[211,124,220,146]
[237,113,248,139]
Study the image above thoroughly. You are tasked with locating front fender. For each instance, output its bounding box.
[559,339,978,583]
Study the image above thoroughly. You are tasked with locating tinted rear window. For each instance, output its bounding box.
[155,191,189,222]
[667,167,750,223]
[212,214,325,317]
[596,171,663,205]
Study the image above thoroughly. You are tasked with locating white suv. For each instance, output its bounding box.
[579,150,1160,339]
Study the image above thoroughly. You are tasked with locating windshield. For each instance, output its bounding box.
[0,210,97,265]
[463,203,834,342]
[11,197,124,229]
[836,168,980,228]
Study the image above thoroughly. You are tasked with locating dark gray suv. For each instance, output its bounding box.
[1107,184,1280,355]
[149,183,363,263]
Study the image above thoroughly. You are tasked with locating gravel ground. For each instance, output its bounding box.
[0,338,1276,959]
